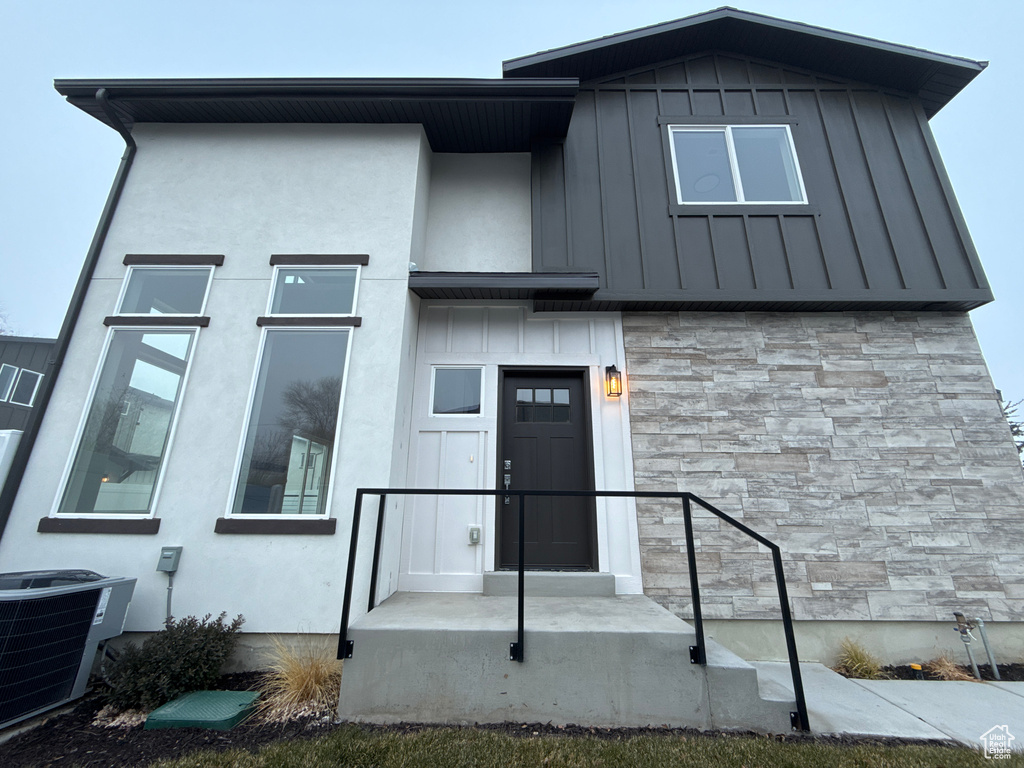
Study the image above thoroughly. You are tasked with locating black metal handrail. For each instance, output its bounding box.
[337,487,810,732]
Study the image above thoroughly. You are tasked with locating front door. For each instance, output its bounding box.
[498,370,596,570]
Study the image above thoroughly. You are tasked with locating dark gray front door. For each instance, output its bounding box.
[499,370,595,570]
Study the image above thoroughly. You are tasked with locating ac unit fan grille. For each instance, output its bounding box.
[0,590,99,724]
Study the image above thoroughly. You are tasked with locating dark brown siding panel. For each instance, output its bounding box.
[749,62,784,83]
[818,90,902,289]
[747,216,792,290]
[885,95,980,290]
[562,91,607,280]
[852,91,943,289]
[655,62,688,84]
[659,90,692,115]
[692,90,724,116]
[724,91,756,116]
[675,217,719,290]
[710,217,756,290]
[687,56,719,84]
[717,56,751,84]
[529,52,991,309]
[631,90,680,290]
[783,217,831,290]
[756,90,787,115]
[596,91,644,289]
[787,90,865,289]
[533,143,569,269]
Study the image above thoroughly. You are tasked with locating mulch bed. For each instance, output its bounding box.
[0,666,1004,768]
[882,662,1024,681]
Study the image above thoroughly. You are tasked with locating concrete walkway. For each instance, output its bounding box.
[753,661,1024,751]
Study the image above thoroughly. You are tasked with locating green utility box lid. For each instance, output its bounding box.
[144,690,259,730]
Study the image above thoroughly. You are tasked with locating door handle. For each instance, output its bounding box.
[503,473,511,504]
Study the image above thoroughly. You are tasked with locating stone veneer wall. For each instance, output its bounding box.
[623,311,1024,623]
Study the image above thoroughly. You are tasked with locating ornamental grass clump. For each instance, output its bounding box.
[104,612,244,712]
[924,653,975,681]
[255,636,343,723]
[832,637,887,680]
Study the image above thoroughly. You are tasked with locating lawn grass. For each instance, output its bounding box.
[149,724,1002,768]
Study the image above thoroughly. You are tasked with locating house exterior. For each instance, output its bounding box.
[0,7,1022,679]
[0,336,55,489]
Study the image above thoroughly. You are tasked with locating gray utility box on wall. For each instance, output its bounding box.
[0,570,136,729]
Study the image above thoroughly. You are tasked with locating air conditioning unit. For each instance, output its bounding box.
[0,570,136,729]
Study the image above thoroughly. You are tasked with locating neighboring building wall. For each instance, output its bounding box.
[624,310,1024,622]
[0,336,55,430]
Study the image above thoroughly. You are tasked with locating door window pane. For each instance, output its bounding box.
[57,330,194,515]
[271,268,358,315]
[232,329,350,515]
[672,130,736,202]
[119,268,211,314]
[733,127,802,202]
[432,368,482,415]
[9,370,42,406]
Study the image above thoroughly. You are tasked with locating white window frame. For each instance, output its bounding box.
[225,325,354,520]
[265,265,362,318]
[429,365,485,418]
[50,325,200,520]
[0,364,18,402]
[667,124,807,206]
[114,265,215,316]
[8,369,42,407]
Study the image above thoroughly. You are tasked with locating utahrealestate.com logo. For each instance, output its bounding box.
[980,725,1015,759]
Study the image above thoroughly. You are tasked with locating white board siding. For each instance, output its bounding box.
[399,304,643,594]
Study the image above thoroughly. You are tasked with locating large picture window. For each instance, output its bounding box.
[668,125,806,205]
[230,328,351,516]
[56,329,195,516]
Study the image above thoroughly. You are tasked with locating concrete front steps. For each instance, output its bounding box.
[337,581,796,731]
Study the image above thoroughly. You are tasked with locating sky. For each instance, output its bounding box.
[1,0,1022,404]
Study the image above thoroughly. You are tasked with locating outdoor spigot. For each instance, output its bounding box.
[953,611,976,642]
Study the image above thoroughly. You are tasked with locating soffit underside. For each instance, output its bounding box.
[55,78,580,153]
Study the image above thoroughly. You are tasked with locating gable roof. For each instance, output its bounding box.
[503,7,986,117]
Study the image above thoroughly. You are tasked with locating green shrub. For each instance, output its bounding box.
[104,612,244,712]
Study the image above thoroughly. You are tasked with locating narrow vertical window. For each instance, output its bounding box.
[0,364,17,401]
[230,329,351,516]
[56,330,195,516]
[9,370,42,406]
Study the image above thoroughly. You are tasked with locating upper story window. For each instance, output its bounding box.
[117,266,213,315]
[0,364,43,407]
[668,125,806,205]
[269,267,359,316]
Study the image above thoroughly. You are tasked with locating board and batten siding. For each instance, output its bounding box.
[532,53,991,310]
[400,303,642,594]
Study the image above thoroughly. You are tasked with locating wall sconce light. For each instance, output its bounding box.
[100,475,109,483]
[605,365,623,398]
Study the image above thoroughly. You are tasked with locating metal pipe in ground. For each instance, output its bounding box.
[974,617,1001,680]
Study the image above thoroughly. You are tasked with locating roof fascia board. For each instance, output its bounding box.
[502,7,986,75]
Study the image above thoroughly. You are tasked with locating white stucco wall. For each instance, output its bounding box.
[421,154,532,273]
[0,124,431,633]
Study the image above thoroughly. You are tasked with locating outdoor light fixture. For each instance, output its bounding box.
[605,365,623,398]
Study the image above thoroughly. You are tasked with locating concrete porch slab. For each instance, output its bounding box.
[337,592,795,732]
